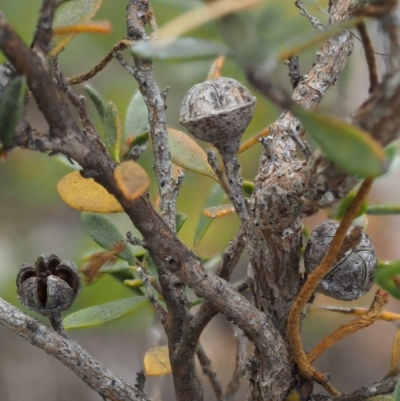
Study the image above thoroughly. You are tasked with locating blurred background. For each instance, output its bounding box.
[0,0,399,400]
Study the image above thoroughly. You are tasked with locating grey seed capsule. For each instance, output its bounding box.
[16,254,81,316]
[304,220,377,301]
[179,77,256,155]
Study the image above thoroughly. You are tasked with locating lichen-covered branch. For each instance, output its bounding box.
[126,0,176,232]
[0,297,150,401]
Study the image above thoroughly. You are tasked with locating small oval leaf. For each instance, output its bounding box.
[131,37,228,62]
[57,171,124,213]
[125,91,149,137]
[293,106,387,177]
[81,212,135,264]
[376,261,400,299]
[84,85,106,121]
[114,160,150,201]
[168,128,218,181]
[52,0,104,56]
[144,346,172,376]
[194,183,227,245]
[242,180,255,196]
[0,76,27,148]
[63,296,148,330]
[176,212,187,233]
[104,101,122,162]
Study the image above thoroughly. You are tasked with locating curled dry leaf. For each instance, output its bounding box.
[143,346,172,376]
[57,171,124,213]
[114,160,150,201]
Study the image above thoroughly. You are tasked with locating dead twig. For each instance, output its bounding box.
[287,178,374,393]
[384,328,400,379]
[307,289,388,364]
[196,344,224,401]
[68,40,132,85]
[224,327,247,401]
[357,22,379,92]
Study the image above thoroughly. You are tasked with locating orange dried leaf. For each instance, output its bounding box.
[144,346,172,376]
[203,204,235,219]
[57,171,124,213]
[114,161,150,201]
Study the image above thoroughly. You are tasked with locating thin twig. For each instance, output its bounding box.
[286,56,302,89]
[125,1,176,231]
[68,40,132,84]
[196,344,224,401]
[224,327,247,401]
[311,305,400,322]
[136,267,167,327]
[384,328,400,379]
[295,0,324,30]
[221,152,248,224]
[49,313,70,339]
[174,226,247,362]
[287,178,374,391]
[0,297,150,401]
[50,57,97,135]
[32,0,58,53]
[207,149,232,196]
[357,22,379,92]
[238,127,270,154]
[307,289,388,364]
[312,377,397,401]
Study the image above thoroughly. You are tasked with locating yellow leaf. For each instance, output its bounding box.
[57,171,124,213]
[144,346,172,376]
[114,161,150,201]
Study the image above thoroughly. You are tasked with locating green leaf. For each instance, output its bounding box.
[84,85,106,121]
[335,191,368,220]
[131,37,228,62]
[367,205,400,215]
[393,378,400,401]
[132,132,149,146]
[0,76,27,148]
[81,212,135,264]
[63,296,148,330]
[176,212,187,233]
[242,180,255,196]
[218,12,260,60]
[125,91,149,138]
[194,184,226,245]
[168,128,218,181]
[104,101,122,162]
[52,0,104,55]
[379,142,400,179]
[292,106,387,178]
[376,261,400,299]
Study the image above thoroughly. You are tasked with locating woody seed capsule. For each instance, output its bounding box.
[17,254,81,316]
[304,220,377,301]
[179,77,256,155]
